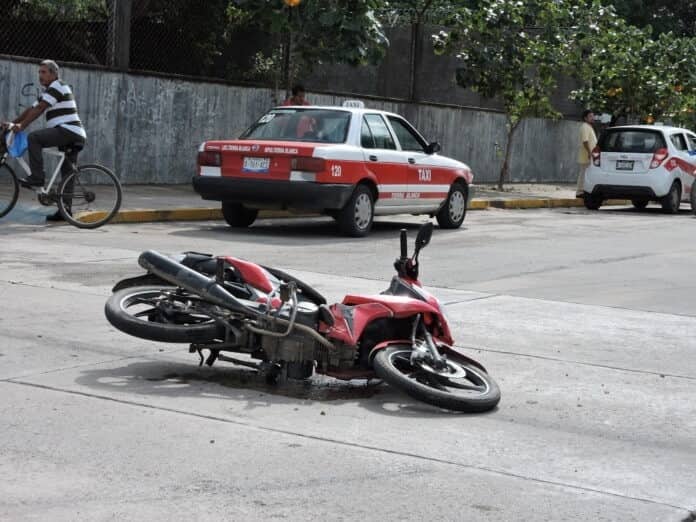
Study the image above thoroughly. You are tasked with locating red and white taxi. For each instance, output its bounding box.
[192,102,473,236]
[584,125,696,213]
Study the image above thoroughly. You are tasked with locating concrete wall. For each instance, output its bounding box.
[0,57,581,185]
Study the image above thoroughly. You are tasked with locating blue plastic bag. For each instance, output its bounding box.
[7,130,28,158]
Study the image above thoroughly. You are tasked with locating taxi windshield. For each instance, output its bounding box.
[240,109,351,144]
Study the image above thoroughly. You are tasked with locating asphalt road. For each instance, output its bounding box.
[1,205,695,521]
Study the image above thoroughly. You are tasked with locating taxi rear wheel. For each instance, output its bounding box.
[337,184,374,237]
[661,182,681,214]
[690,184,696,215]
[222,201,258,227]
[436,182,467,229]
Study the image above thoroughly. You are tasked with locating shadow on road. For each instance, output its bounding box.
[167,218,466,245]
[74,359,479,417]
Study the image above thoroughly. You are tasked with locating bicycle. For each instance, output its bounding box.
[0,127,122,228]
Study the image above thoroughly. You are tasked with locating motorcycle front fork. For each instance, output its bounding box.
[409,314,447,369]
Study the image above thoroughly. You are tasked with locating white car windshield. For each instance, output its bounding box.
[241,109,351,144]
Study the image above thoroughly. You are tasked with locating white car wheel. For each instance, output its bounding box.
[338,185,374,237]
[436,183,468,229]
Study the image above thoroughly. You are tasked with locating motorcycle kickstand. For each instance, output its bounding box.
[189,345,219,367]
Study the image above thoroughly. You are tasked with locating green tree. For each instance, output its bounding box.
[433,0,575,188]
[7,0,106,20]
[228,0,388,97]
[567,2,696,127]
[609,0,696,37]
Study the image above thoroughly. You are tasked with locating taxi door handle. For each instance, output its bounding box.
[369,155,378,161]
[408,158,415,164]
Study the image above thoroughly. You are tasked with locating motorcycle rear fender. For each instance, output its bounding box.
[221,256,274,293]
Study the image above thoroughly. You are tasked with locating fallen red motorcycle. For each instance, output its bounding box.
[105,223,500,412]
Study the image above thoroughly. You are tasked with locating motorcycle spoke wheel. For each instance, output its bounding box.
[373,345,501,413]
[105,286,223,343]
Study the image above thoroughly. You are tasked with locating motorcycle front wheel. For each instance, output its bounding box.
[373,345,500,413]
[105,286,223,343]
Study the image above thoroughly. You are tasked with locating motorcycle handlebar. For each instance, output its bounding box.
[400,229,408,260]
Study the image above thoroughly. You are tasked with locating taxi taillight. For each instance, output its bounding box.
[591,146,601,167]
[291,157,325,172]
[650,148,669,169]
[198,151,221,167]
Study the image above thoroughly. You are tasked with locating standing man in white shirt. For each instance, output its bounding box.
[576,109,598,198]
[2,59,86,220]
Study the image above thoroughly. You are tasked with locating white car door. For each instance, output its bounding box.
[385,115,447,213]
[684,133,696,200]
[360,113,409,213]
[669,132,693,200]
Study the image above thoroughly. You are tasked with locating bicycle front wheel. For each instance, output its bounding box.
[0,163,19,218]
[58,164,122,229]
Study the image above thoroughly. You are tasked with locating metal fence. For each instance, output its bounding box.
[0,1,251,78]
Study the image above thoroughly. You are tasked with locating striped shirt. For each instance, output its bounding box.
[32,79,86,139]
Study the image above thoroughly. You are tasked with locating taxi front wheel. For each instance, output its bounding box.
[337,184,374,237]
[436,182,467,229]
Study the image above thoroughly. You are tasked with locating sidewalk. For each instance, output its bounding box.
[112,183,624,224]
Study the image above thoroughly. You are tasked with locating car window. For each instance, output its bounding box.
[387,116,426,152]
[686,134,696,151]
[362,114,396,150]
[241,109,351,143]
[598,129,666,153]
[671,133,688,151]
[361,119,375,148]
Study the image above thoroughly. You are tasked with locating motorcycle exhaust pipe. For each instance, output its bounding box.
[138,250,255,315]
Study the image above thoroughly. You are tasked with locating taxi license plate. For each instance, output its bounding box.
[616,160,634,171]
[242,157,270,173]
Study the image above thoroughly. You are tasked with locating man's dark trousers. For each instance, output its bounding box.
[28,127,85,211]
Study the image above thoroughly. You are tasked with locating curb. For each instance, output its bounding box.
[106,197,632,224]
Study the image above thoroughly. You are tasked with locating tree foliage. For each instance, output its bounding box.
[432,0,576,187]
[377,0,457,26]
[609,0,696,37]
[6,0,106,20]
[228,0,388,91]
[567,1,696,127]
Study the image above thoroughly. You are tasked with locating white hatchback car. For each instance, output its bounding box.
[583,125,696,213]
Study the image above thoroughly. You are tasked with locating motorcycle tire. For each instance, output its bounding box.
[105,286,222,343]
[373,345,501,413]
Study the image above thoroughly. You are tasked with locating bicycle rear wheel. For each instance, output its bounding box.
[58,163,122,228]
[0,163,19,218]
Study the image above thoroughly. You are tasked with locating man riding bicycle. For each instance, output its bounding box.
[2,59,86,221]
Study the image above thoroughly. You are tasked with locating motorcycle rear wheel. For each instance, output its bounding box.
[373,345,500,412]
[105,286,222,343]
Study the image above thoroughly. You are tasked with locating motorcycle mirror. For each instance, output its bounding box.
[414,222,433,254]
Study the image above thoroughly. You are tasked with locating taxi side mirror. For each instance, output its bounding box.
[425,142,441,155]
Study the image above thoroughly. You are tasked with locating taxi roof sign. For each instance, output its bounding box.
[342,100,365,108]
